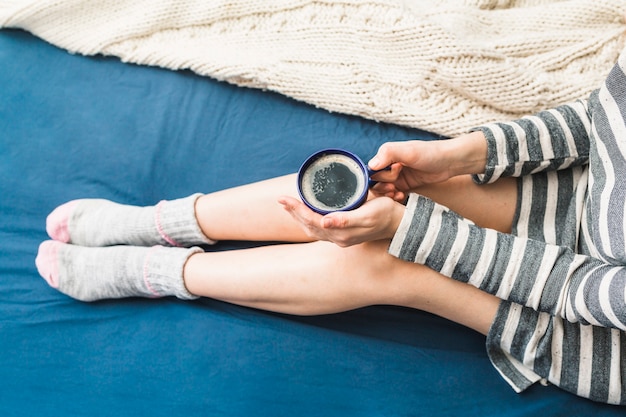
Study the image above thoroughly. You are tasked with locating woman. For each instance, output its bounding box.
[36,50,626,404]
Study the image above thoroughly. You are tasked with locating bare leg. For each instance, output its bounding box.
[46,173,517,246]
[195,174,313,242]
[41,178,507,332]
[196,173,517,242]
[184,240,499,335]
[414,175,517,234]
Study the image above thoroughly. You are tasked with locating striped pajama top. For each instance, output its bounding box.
[388,50,626,405]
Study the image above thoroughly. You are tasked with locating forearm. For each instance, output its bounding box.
[391,194,626,330]
[471,100,591,184]
[439,130,488,177]
[429,100,592,182]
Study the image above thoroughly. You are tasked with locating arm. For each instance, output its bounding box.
[369,100,592,191]
[472,100,592,184]
[390,194,626,330]
[281,100,592,247]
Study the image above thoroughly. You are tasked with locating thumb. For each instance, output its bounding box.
[368,142,405,170]
[322,213,349,229]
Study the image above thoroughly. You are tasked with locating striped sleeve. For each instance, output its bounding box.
[584,51,626,266]
[471,101,592,184]
[389,194,626,331]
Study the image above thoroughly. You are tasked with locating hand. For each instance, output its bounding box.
[369,140,454,189]
[278,195,405,247]
[368,132,487,200]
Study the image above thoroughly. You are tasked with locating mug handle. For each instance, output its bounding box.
[367,166,391,187]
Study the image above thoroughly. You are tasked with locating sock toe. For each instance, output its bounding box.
[46,201,78,242]
[36,240,61,288]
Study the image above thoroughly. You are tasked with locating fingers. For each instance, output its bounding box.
[280,196,345,230]
[277,195,300,211]
[280,195,346,241]
[278,196,321,226]
[369,162,403,184]
[322,212,349,229]
[371,182,406,203]
[368,141,418,170]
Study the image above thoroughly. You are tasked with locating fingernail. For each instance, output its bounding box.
[368,157,380,168]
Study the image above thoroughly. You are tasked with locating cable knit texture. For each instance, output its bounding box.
[1,0,625,136]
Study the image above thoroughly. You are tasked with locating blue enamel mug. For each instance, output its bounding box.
[297,148,384,215]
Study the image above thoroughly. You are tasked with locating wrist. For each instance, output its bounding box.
[385,199,406,239]
[442,131,487,177]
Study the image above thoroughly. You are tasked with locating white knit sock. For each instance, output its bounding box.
[46,194,214,247]
[36,241,202,302]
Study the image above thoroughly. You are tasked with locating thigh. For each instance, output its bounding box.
[515,166,587,248]
[185,239,408,315]
[416,175,518,233]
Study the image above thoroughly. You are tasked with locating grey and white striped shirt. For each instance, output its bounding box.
[389,50,626,404]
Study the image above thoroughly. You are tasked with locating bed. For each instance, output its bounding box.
[1,28,624,416]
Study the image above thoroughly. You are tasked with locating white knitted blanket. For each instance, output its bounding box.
[2,0,625,136]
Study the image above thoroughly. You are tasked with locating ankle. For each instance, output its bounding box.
[156,194,216,246]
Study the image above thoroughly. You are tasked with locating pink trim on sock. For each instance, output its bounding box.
[154,201,182,247]
[46,201,79,243]
[36,241,61,288]
[142,246,162,298]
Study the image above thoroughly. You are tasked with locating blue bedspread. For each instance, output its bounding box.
[0,29,622,416]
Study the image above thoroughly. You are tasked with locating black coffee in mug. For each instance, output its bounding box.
[297,149,377,214]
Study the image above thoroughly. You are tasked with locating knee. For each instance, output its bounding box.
[307,239,422,308]
[321,239,402,285]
